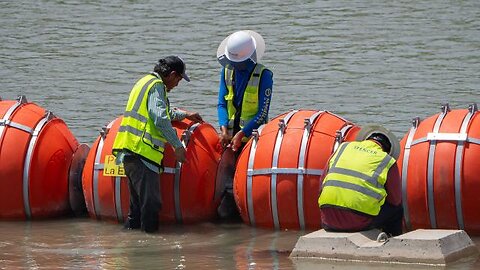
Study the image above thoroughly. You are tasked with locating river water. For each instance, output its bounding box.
[1,0,479,269]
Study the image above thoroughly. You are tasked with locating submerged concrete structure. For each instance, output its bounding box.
[290,229,478,266]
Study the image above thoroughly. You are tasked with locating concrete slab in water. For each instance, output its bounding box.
[290,229,479,266]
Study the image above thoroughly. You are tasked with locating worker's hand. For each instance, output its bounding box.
[186,112,203,123]
[219,126,232,148]
[231,130,245,152]
[175,146,187,163]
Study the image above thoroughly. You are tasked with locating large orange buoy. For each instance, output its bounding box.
[398,104,480,235]
[233,110,361,230]
[0,96,87,220]
[82,116,223,224]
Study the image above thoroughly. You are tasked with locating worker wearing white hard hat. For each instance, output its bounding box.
[216,30,273,151]
[215,30,274,220]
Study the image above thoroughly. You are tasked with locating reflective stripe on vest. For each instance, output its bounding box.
[112,74,168,165]
[224,64,265,133]
[318,140,396,216]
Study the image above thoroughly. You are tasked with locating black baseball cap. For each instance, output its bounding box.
[367,133,392,153]
[164,55,190,82]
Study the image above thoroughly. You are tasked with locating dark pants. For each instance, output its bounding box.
[322,202,404,237]
[123,155,161,233]
[371,202,404,236]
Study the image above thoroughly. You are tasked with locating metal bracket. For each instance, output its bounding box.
[181,129,192,145]
[17,95,28,104]
[100,125,110,139]
[278,119,286,133]
[441,103,451,114]
[304,118,312,133]
[469,103,478,113]
[411,117,420,128]
[335,130,343,144]
[44,111,55,121]
[252,129,259,142]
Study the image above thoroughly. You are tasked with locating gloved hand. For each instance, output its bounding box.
[231,130,245,152]
[219,126,232,148]
[175,146,187,163]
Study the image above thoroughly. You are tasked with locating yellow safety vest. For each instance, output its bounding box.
[112,74,169,166]
[318,140,396,216]
[224,64,266,141]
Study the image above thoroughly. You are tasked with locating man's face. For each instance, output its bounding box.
[164,71,183,91]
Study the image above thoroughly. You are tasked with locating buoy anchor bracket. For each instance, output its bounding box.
[335,130,343,143]
[100,125,110,139]
[441,103,451,114]
[252,129,259,142]
[17,95,28,104]
[181,129,192,145]
[44,111,55,121]
[411,117,420,128]
[304,118,312,132]
[278,119,286,133]
[469,103,478,113]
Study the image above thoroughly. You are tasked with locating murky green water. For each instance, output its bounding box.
[1,0,479,269]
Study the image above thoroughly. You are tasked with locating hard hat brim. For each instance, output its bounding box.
[217,30,266,66]
[355,124,400,160]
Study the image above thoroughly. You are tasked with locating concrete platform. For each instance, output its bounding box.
[290,229,479,266]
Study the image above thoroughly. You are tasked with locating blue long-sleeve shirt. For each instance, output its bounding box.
[217,61,273,137]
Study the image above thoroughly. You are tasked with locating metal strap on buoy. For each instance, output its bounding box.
[246,124,265,226]
[270,110,298,229]
[0,96,31,139]
[296,110,324,229]
[333,123,355,153]
[401,117,420,230]
[23,110,55,219]
[163,122,201,223]
[454,103,478,229]
[0,95,57,219]
[91,120,125,222]
[402,103,479,230]
[92,122,113,219]
[246,110,299,228]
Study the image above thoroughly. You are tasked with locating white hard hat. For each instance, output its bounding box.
[217,30,265,66]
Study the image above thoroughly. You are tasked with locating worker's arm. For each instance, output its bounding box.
[217,68,231,146]
[148,83,186,162]
[169,108,203,123]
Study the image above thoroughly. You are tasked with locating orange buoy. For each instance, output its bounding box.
[398,104,480,235]
[0,96,87,219]
[82,116,223,224]
[233,110,361,230]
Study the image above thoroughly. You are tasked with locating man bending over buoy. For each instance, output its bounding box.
[318,131,403,236]
[112,56,202,233]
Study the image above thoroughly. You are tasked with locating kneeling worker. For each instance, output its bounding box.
[318,132,403,236]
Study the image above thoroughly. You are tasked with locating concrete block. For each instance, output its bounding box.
[290,229,479,266]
